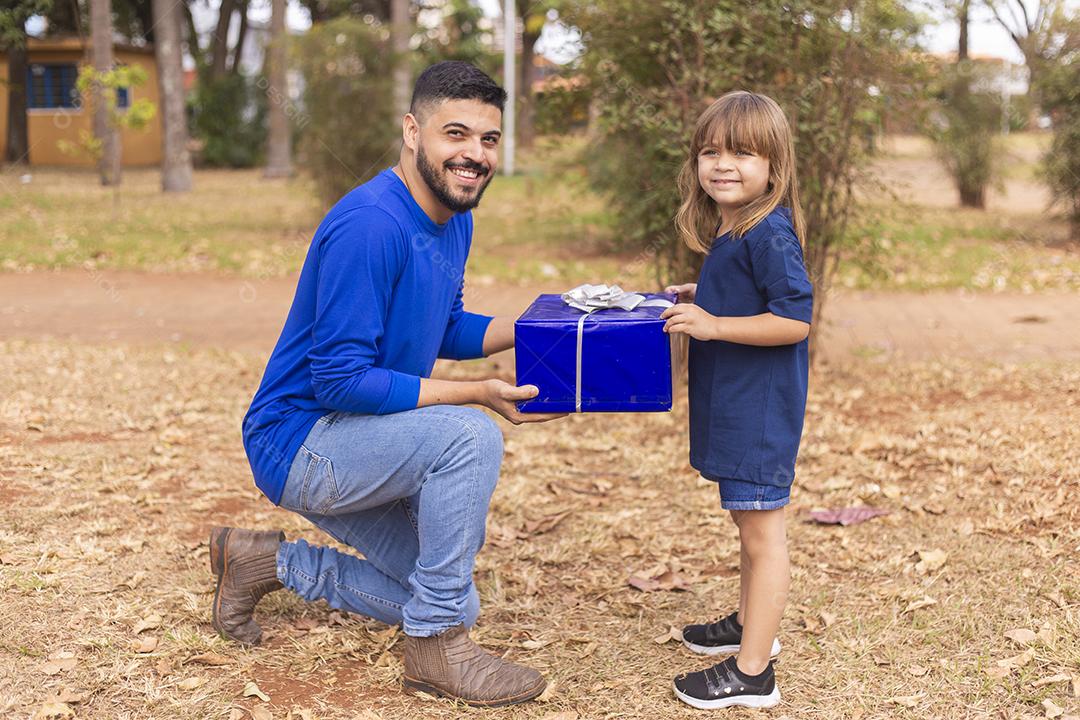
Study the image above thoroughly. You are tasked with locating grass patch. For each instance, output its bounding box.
[2,133,1076,291]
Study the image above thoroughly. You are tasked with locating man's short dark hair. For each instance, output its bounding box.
[409,61,507,120]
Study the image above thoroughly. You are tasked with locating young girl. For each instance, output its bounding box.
[660,91,813,710]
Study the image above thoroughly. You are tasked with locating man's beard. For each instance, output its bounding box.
[416,143,494,215]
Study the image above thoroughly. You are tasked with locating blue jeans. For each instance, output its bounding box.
[711,476,790,511]
[275,405,503,637]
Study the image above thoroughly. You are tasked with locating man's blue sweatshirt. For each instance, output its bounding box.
[242,168,493,504]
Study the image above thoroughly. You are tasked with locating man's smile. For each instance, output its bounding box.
[447,163,487,187]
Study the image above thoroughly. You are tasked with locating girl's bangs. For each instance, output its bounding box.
[694,98,773,156]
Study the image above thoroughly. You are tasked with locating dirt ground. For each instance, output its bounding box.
[1,271,1078,720]
[0,336,1077,720]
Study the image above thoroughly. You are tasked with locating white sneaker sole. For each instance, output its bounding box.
[682,637,782,657]
[673,682,781,710]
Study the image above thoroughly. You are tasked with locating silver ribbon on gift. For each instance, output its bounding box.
[560,284,674,412]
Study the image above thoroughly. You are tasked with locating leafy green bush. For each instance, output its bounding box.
[189,72,268,168]
[562,0,924,324]
[293,17,398,206]
[927,62,1003,209]
[1041,56,1080,237]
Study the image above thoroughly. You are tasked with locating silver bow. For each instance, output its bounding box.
[559,284,673,411]
[561,283,672,313]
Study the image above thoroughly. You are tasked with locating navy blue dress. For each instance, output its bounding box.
[688,207,814,488]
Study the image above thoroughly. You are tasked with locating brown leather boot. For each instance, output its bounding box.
[209,526,285,646]
[403,625,546,707]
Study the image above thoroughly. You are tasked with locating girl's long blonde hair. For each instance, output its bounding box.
[675,91,806,253]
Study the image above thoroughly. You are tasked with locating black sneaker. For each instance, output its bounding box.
[682,611,781,657]
[673,656,781,710]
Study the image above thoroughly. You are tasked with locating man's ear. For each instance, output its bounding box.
[402,112,420,152]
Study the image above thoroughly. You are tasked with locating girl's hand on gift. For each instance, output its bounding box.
[664,283,697,303]
[480,379,567,425]
[661,303,721,341]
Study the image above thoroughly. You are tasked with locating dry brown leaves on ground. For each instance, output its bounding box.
[0,339,1077,719]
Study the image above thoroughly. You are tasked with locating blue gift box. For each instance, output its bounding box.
[515,293,674,413]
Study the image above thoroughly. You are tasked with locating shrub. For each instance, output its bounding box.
[562,0,924,331]
[293,16,398,206]
[189,72,268,168]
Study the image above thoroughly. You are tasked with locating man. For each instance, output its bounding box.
[211,62,561,707]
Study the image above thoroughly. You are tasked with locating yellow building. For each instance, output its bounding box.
[0,37,163,166]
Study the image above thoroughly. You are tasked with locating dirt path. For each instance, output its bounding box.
[2,269,1078,362]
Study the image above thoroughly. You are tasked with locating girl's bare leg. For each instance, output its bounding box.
[733,507,789,676]
[734,511,749,626]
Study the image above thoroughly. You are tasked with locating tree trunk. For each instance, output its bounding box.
[230,0,249,74]
[263,0,291,178]
[5,37,30,164]
[518,22,540,148]
[91,0,121,185]
[956,0,983,208]
[182,0,205,68]
[153,0,193,192]
[516,3,540,149]
[391,0,411,119]
[209,0,237,80]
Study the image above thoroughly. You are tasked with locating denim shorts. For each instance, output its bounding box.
[706,475,790,511]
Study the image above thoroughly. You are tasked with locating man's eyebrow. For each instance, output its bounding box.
[442,122,502,137]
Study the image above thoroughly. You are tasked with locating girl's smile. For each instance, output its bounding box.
[697,147,770,219]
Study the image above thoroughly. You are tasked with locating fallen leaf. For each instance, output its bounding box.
[820,611,837,628]
[1044,590,1067,609]
[133,613,162,634]
[243,681,271,702]
[134,635,158,653]
[286,709,314,720]
[1005,628,1037,645]
[523,510,572,536]
[808,507,890,526]
[536,679,558,702]
[915,549,948,574]
[1044,699,1064,718]
[178,677,207,691]
[41,651,77,675]
[985,666,1012,680]
[521,639,552,650]
[352,711,384,720]
[996,648,1036,670]
[45,690,84,705]
[653,626,681,644]
[908,664,929,677]
[250,707,274,720]
[185,652,231,666]
[228,709,245,720]
[902,596,937,614]
[539,713,579,720]
[627,575,659,592]
[1032,673,1072,688]
[32,702,74,719]
[888,693,925,708]
[1072,674,1080,697]
[627,567,691,593]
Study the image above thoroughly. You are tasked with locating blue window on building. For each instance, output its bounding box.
[116,86,130,109]
[27,63,80,109]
